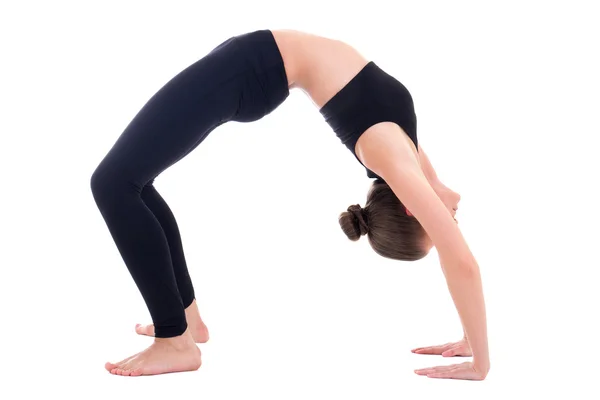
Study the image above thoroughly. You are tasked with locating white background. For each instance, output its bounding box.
[1,0,599,398]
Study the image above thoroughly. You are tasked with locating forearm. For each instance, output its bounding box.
[442,259,490,369]
[417,144,439,183]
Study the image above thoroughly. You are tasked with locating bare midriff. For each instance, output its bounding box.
[270,29,370,109]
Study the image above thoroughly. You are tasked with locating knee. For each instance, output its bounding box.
[90,165,109,205]
[90,164,127,209]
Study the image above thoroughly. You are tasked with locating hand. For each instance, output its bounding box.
[414,361,488,380]
[411,337,472,357]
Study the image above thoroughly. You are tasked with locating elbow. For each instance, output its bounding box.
[444,259,481,280]
[457,262,481,278]
[439,250,479,277]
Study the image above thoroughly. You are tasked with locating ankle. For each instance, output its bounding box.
[184,304,206,328]
[154,329,196,349]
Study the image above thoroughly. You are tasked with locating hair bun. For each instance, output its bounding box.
[347,204,369,236]
[339,204,370,241]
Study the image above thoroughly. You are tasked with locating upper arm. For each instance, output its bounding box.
[386,165,474,268]
[357,124,475,269]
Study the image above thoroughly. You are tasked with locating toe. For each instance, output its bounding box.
[117,353,140,366]
[130,368,143,377]
[105,362,116,371]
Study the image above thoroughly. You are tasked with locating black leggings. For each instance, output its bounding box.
[90,30,289,338]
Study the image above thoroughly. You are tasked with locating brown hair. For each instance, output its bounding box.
[339,180,428,261]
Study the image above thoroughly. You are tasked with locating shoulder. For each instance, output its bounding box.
[356,122,420,171]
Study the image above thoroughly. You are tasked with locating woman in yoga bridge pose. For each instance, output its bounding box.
[91,29,489,380]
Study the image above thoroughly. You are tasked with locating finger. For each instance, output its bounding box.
[445,345,473,357]
[412,342,452,352]
[442,351,471,357]
[427,369,478,380]
[423,362,467,371]
[412,344,451,354]
[414,366,442,375]
[441,346,466,357]
[415,364,460,375]
[413,348,436,354]
[427,371,457,379]
[426,366,467,379]
[415,369,432,375]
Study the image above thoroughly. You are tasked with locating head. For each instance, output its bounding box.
[339,179,461,261]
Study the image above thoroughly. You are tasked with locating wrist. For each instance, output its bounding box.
[473,357,490,374]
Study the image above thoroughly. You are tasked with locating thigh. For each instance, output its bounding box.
[97,49,246,188]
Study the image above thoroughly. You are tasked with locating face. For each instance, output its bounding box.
[436,183,461,222]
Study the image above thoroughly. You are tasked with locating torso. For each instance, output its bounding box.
[270,29,369,108]
[270,29,420,164]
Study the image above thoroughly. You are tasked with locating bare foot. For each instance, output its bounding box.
[135,300,209,343]
[105,328,201,376]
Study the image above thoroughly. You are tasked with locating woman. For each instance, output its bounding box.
[91,29,489,380]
